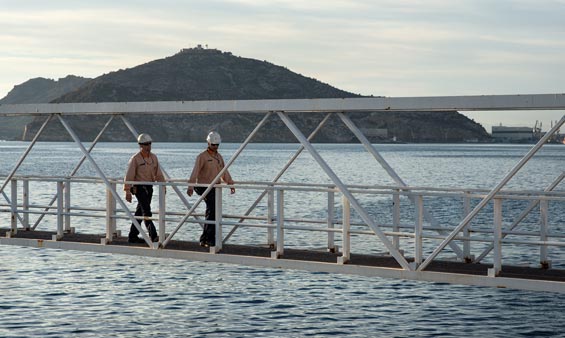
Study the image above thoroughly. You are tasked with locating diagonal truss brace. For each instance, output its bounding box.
[223,113,332,244]
[0,115,53,227]
[0,115,53,197]
[337,112,465,258]
[474,171,565,262]
[30,115,116,230]
[118,115,203,228]
[417,114,565,271]
[161,112,273,248]
[277,111,412,270]
[57,115,153,245]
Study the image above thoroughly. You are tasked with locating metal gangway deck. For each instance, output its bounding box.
[1,94,565,293]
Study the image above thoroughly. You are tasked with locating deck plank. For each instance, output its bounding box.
[2,228,564,283]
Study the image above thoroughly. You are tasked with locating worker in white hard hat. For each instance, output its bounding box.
[124,133,165,243]
[187,131,235,247]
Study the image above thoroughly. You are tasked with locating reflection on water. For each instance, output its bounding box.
[1,142,565,336]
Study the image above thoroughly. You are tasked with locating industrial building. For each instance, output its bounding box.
[491,126,533,142]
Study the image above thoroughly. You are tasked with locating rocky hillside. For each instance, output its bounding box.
[1,75,90,104]
[3,47,490,142]
[0,75,91,140]
[54,48,355,103]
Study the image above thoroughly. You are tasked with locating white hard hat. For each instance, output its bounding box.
[206,131,221,144]
[137,133,153,144]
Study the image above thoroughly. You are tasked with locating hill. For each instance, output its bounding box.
[53,48,355,103]
[3,47,490,143]
[0,76,90,140]
[1,75,90,104]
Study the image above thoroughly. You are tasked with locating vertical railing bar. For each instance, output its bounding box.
[267,187,275,248]
[337,112,465,259]
[213,187,223,253]
[414,195,423,267]
[158,184,166,248]
[31,115,115,230]
[22,179,29,230]
[392,189,400,251]
[223,113,332,243]
[0,115,52,196]
[488,198,503,277]
[338,195,351,264]
[463,191,472,262]
[119,115,198,229]
[57,114,152,245]
[2,190,24,225]
[540,199,549,269]
[105,182,117,243]
[327,189,335,252]
[64,178,71,233]
[163,112,272,247]
[55,180,64,240]
[475,172,565,263]
[10,179,17,234]
[2,115,52,227]
[272,188,284,258]
[278,111,412,270]
[419,114,565,271]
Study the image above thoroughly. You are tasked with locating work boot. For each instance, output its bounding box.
[147,223,158,242]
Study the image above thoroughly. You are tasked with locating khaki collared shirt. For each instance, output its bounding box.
[188,150,234,186]
[124,152,165,191]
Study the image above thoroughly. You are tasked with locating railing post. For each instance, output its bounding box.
[212,187,223,253]
[104,182,117,244]
[327,189,336,253]
[392,189,400,251]
[64,178,72,233]
[272,189,284,259]
[267,187,275,248]
[22,179,29,230]
[10,179,17,235]
[488,198,503,277]
[463,191,473,262]
[338,195,350,264]
[158,184,166,249]
[540,199,551,269]
[53,180,64,241]
[413,194,424,268]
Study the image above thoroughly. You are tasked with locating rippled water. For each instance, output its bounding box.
[1,142,565,337]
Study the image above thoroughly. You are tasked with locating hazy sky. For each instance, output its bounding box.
[1,0,565,131]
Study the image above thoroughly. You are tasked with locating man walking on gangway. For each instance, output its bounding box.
[124,133,165,243]
[187,131,235,247]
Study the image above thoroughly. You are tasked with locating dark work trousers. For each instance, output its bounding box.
[129,185,158,241]
[195,187,216,245]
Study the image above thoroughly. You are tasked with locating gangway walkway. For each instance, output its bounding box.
[1,94,565,293]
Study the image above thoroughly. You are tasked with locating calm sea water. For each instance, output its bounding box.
[1,142,565,337]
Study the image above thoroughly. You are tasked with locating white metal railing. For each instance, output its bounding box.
[2,175,564,274]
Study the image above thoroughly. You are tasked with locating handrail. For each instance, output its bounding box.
[2,174,564,273]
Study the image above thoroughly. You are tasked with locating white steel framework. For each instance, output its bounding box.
[1,94,565,292]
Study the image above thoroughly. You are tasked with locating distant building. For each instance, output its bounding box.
[178,45,222,55]
[491,126,533,142]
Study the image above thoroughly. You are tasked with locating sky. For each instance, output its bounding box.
[1,0,565,132]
